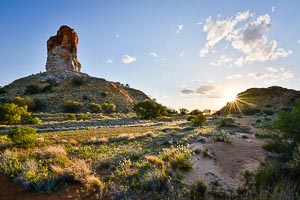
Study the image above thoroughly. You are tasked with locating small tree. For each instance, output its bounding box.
[0,103,30,125]
[179,108,189,115]
[63,100,83,113]
[101,102,116,114]
[187,113,207,126]
[133,99,167,119]
[189,109,202,115]
[7,127,37,148]
[89,103,102,113]
[24,84,41,95]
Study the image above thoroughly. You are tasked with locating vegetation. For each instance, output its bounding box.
[133,99,167,119]
[101,102,116,114]
[24,84,41,95]
[7,127,37,148]
[218,118,235,127]
[71,76,86,86]
[179,108,189,115]
[89,102,102,113]
[187,113,207,126]
[27,116,43,125]
[210,130,233,143]
[0,103,30,124]
[63,100,83,113]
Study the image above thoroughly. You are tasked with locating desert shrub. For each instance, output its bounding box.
[133,99,167,119]
[67,113,76,120]
[100,91,108,99]
[71,76,85,86]
[86,175,105,192]
[187,113,207,126]
[210,130,233,143]
[63,100,83,113]
[0,103,30,124]
[0,87,6,94]
[263,109,275,115]
[78,113,88,121]
[24,84,41,95]
[179,108,189,115]
[190,178,207,198]
[162,145,193,171]
[146,155,164,167]
[101,102,116,114]
[275,100,300,144]
[28,98,47,112]
[7,127,37,148]
[242,107,261,115]
[218,118,235,127]
[189,109,202,115]
[12,96,33,107]
[27,117,42,125]
[89,103,102,113]
[201,147,215,159]
[167,108,178,115]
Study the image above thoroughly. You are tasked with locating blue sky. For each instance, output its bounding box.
[1,0,300,110]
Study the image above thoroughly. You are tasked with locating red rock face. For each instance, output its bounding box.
[46,25,81,72]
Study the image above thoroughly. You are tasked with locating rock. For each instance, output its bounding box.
[46,25,82,72]
[198,137,206,143]
[194,148,201,154]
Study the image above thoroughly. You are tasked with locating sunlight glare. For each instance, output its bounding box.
[223,89,239,103]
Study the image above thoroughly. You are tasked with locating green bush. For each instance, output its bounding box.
[78,113,88,121]
[101,102,116,114]
[133,99,167,119]
[187,113,207,126]
[28,99,47,112]
[189,109,202,115]
[89,103,102,113]
[263,109,274,115]
[27,117,42,125]
[218,118,235,127]
[12,96,33,107]
[0,87,6,94]
[63,100,83,113]
[179,108,189,115]
[0,103,30,125]
[210,130,233,143]
[24,84,41,95]
[67,113,76,120]
[7,127,37,147]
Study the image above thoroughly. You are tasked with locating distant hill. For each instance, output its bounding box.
[217,86,300,115]
[0,70,149,112]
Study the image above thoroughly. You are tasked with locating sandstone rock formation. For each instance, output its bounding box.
[46,25,82,72]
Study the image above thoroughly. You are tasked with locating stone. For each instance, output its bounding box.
[46,25,82,72]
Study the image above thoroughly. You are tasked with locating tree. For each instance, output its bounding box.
[24,84,41,95]
[179,108,189,115]
[0,103,30,125]
[187,113,207,126]
[189,109,202,115]
[101,102,116,114]
[133,99,167,119]
[89,103,102,113]
[275,100,300,144]
[63,100,83,113]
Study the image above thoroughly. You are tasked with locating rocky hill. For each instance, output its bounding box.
[217,86,300,115]
[0,70,149,112]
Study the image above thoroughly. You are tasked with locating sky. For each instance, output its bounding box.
[1,0,300,111]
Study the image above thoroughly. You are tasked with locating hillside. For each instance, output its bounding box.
[0,70,149,112]
[217,86,300,115]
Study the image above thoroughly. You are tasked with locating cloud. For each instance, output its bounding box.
[179,51,184,57]
[196,21,203,25]
[116,34,120,38]
[200,11,292,63]
[200,10,252,57]
[265,67,278,72]
[180,88,194,94]
[149,52,159,58]
[227,74,243,79]
[176,24,184,34]
[297,40,300,44]
[210,54,233,66]
[196,85,216,94]
[122,55,137,64]
[106,59,113,64]
[248,72,268,79]
[272,6,275,12]
[208,95,222,98]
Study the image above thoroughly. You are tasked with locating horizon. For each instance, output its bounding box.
[1,1,300,111]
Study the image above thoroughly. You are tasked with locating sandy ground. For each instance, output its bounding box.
[184,116,266,190]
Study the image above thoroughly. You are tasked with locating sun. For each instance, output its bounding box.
[223,89,239,103]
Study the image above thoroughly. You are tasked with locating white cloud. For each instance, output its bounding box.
[265,67,278,72]
[149,52,159,58]
[196,85,216,94]
[196,21,203,25]
[116,34,120,38]
[106,59,113,64]
[122,55,137,64]
[227,74,243,79]
[210,54,233,66]
[179,51,184,57]
[272,6,275,12]
[297,40,300,44]
[200,11,292,63]
[200,10,252,57]
[180,88,194,94]
[248,72,268,79]
[176,24,184,34]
